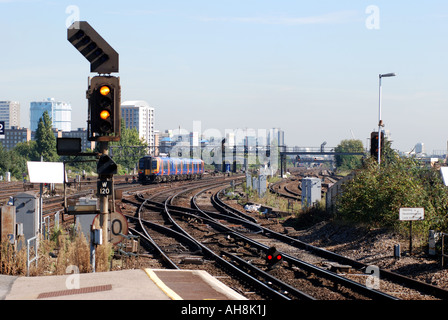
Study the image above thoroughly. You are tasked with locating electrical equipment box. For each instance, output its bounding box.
[92,228,102,245]
[14,192,39,243]
[302,177,322,209]
[1,205,16,244]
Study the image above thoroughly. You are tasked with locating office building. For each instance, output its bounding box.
[268,128,285,151]
[121,100,155,154]
[1,126,31,151]
[30,98,72,132]
[0,101,20,129]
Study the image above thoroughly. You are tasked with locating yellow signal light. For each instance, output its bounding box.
[100,110,111,120]
[100,86,111,96]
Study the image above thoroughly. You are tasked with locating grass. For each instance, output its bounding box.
[0,225,114,276]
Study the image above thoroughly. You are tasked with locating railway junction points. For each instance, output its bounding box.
[2,169,448,307]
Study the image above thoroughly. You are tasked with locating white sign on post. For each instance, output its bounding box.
[27,162,65,184]
[399,208,424,221]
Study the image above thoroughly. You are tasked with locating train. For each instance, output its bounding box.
[138,156,205,183]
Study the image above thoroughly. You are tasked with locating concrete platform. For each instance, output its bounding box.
[0,269,247,300]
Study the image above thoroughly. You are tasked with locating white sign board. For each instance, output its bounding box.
[27,162,65,184]
[399,208,424,221]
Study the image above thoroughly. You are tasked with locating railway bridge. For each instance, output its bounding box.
[279,149,366,176]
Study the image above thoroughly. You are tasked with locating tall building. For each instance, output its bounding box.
[30,98,72,132]
[0,101,20,129]
[268,128,285,151]
[154,130,160,156]
[415,142,425,154]
[121,100,155,154]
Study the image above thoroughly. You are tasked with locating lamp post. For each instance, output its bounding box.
[378,73,396,165]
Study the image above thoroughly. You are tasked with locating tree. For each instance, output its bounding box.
[380,137,399,166]
[61,148,97,176]
[14,141,39,161]
[0,144,28,180]
[0,144,12,177]
[334,139,364,171]
[35,111,58,162]
[110,121,148,172]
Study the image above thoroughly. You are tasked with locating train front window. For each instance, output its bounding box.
[151,159,158,170]
[139,158,146,170]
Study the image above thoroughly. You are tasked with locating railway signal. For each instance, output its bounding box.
[266,247,283,269]
[370,131,384,160]
[87,76,121,141]
[67,21,121,248]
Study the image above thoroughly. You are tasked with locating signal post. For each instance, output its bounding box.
[87,75,121,245]
[68,21,120,245]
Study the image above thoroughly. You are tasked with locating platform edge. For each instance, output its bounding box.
[144,269,183,300]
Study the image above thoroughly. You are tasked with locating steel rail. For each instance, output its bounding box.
[215,184,448,300]
[128,227,179,269]
[135,199,180,270]
[162,187,292,300]
[221,251,316,300]
[165,188,397,300]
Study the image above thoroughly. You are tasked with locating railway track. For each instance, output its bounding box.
[15,168,447,300]
[119,178,404,300]
[121,174,448,300]
[123,178,276,299]
[213,183,448,300]
[34,173,229,228]
[187,186,398,300]
[269,168,343,202]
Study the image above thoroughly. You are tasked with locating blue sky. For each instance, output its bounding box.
[0,0,447,153]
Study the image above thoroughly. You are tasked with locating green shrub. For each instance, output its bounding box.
[336,157,448,237]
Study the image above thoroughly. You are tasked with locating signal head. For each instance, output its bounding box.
[100,110,111,120]
[266,247,283,268]
[88,76,121,141]
[100,85,111,96]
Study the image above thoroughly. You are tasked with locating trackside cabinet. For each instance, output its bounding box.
[302,177,322,209]
[14,192,39,243]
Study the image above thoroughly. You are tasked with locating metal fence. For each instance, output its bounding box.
[442,233,448,267]
[26,236,38,277]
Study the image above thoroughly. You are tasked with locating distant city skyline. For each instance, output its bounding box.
[1,1,447,153]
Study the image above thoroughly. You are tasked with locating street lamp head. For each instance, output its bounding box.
[380,73,397,78]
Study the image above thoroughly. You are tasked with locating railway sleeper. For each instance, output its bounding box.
[180,257,204,265]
